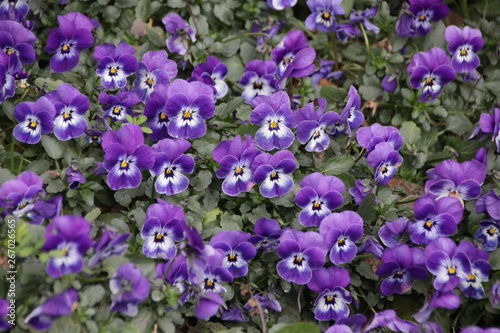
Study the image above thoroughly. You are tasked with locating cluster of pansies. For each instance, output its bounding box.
[1,0,500,332]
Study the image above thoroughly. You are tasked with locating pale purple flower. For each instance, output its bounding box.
[133,50,177,102]
[356,123,403,154]
[381,74,398,92]
[0,171,44,220]
[13,96,56,144]
[109,263,151,317]
[144,84,172,141]
[350,6,380,33]
[65,160,86,189]
[162,13,196,56]
[240,60,278,103]
[0,0,29,21]
[267,0,297,10]
[330,86,364,137]
[271,30,316,79]
[305,0,345,32]
[221,306,246,321]
[491,281,500,308]
[349,179,375,205]
[396,0,449,37]
[445,25,484,74]
[24,289,78,330]
[88,228,130,268]
[478,108,500,153]
[189,56,228,99]
[363,310,421,332]
[366,142,403,186]
[252,150,297,198]
[210,231,257,278]
[94,42,138,89]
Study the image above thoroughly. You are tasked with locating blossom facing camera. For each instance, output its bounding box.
[94,42,138,89]
[445,25,484,74]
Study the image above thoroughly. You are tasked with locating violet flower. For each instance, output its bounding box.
[382,74,398,92]
[180,223,211,285]
[252,150,297,198]
[365,142,403,186]
[221,306,246,321]
[356,123,403,155]
[156,256,189,309]
[150,138,194,195]
[13,96,55,144]
[478,107,500,153]
[24,289,78,330]
[248,217,283,252]
[99,90,139,123]
[305,0,344,32]
[212,135,262,196]
[319,211,364,265]
[378,217,413,248]
[240,59,278,103]
[349,179,375,205]
[267,0,297,10]
[276,229,327,285]
[101,123,155,190]
[109,263,151,317]
[491,281,500,308]
[250,91,297,150]
[445,25,483,74]
[474,191,500,250]
[94,42,138,89]
[88,228,130,268]
[162,13,196,56]
[363,309,422,333]
[141,200,186,259]
[252,17,284,53]
[65,160,86,189]
[460,327,500,333]
[46,12,94,73]
[210,230,257,278]
[0,20,37,64]
[331,86,364,137]
[42,215,92,278]
[165,79,215,139]
[45,82,89,140]
[0,48,21,103]
[357,237,384,258]
[295,172,345,227]
[410,195,463,245]
[407,47,456,102]
[244,293,282,313]
[189,56,228,99]
[144,84,172,141]
[311,59,343,86]
[455,241,490,299]
[133,50,177,102]
[350,6,380,34]
[0,298,12,331]
[296,98,340,152]
[307,266,352,321]
[0,0,29,22]
[376,244,428,296]
[271,30,316,79]
[0,171,44,219]
[408,0,449,36]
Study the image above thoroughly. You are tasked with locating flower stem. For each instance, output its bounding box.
[359,23,371,58]
[222,32,269,44]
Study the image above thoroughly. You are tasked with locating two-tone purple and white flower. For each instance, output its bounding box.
[305,0,345,32]
[240,60,278,103]
[210,230,257,278]
[248,217,283,252]
[162,13,196,56]
[94,42,138,89]
[24,289,78,330]
[252,150,297,198]
[13,96,56,144]
[99,90,139,123]
[189,56,228,99]
[271,30,316,80]
[478,107,500,153]
[365,142,403,186]
[0,20,37,65]
[445,25,483,75]
[133,50,177,102]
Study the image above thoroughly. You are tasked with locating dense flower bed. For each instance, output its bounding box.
[1,0,500,332]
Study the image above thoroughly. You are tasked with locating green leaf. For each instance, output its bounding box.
[400,121,421,148]
[26,159,50,174]
[167,0,185,7]
[423,21,446,51]
[157,317,175,333]
[34,78,64,91]
[84,208,101,222]
[359,75,382,100]
[203,207,220,223]
[47,179,65,193]
[141,126,153,134]
[146,26,165,47]
[340,0,354,15]
[489,248,500,270]
[116,0,138,8]
[356,193,376,223]
[80,285,105,307]
[356,261,379,280]
[319,85,347,104]
[41,135,63,160]
[215,97,245,117]
[321,155,354,176]
[192,170,213,191]
[214,3,233,22]
[445,114,473,136]
[271,322,320,333]
[114,190,132,207]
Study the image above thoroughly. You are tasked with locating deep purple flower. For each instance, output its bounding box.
[376,244,428,296]
[252,18,284,53]
[156,256,189,309]
[378,217,413,248]
[189,56,228,99]
[94,42,138,89]
[240,60,278,103]
[330,86,364,137]
[407,47,456,102]
[363,310,421,332]
[307,266,352,321]
[42,216,92,278]
[319,211,364,265]
[46,12,94,73]
[276,229,327,284]
[475,219,500,252]
[150,138,194,195]
[414,290,461,323]
[0,20,37,64]
[144,84,172,140]
[491,281,500,308]
[296,98,340,152]
[425,159,486,206]
[349,179,375,205]
[24,289,78,330]
[365,143,403,186]
[65,160,86,189]
[88,228,130,268]
[221,306,246,321]
[478,108,500,153]
[248,217,283,252]
[455,241,491,299]
[250,91,297,150]
[212,135,262,196]
[311,59,343,85]
[295,172,345,227]
[445,25,483,74]
[13,96,56,144]
[109,263,151,317]
[210,230,257,278]
[133,50,177,102]
[271,30,316,79]
[410,195,463,245]
[141,201,186,259]
[165,79,215,139]
[162,13,196,56]
[305,0,344,32]
[86,128,103,144]
[0,50,21,103]
[357,237,384,258]
[356,123,403,154]
[0,0,29,22]
[408,0,449,36]
[101,123,155,190]
[267,0,297,10]
[252,150,297,198]
[0,171,44,220]
[382,74,398,92]
[350,6,380,33]
[99,90,139,123]
[45,83,89,140]
[0,298,12,331]
[180,222,211,285]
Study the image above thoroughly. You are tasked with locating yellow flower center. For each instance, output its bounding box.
[160,113,167,119]
[322,12,330,19]
[488,228,497,235]
[165,169,172,174]
[426,77,433,84]
[313,202,321,208]
[30,121,38,128]
[113,107,121,114]
[183,110,192,118]
[235,167,242,173]
[326,295,333,301]
[64,112,71,119]
[62,44,69,51]
[460,49,467,55]
[270,121,278,128]
[110,68,117,74]
[207,280,213,286]
[448,266,456,274]
[156,234,163,240]
[425,221,433,228]
[229,254,236,260]
[295,257,302,262]
[147,77,154,85]
[419,15,426,20]
[121,161,128,168]
[468,274,475,280]
[6,48,14,54]
[271,172,277,178]
[62,248,68,256]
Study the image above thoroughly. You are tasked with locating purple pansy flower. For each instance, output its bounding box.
[491,281,500,308]
[248,217,283,252]
[445,25,484,74]
[24,289,78,330]
[0,49,21,103]
[65,160,86,189]
[165,79,215,139]
[376,244,428,296]
[478,108,500,153]
[86,128,103,144]
[363,310,424,333]
[220,306,246,321]
[378,217,413,248]
[295,172,345,227]
[267,0,297,10]
[141,200,186,259]
[307,266,352,321]
[276,229,327,285]
[101,123,155,190]
[150,138,194,195]
[356,123,403,154]
[189,56,228,99]
[460,327,500,333]
[358,237,384,258]
[311,59,343,86]
[109,263,151,317]
[210,230,257,278]
[133,50,177,102]
[319,211,364,265]
[407,47,456,102]
[162,13,196,56]
[296,98,340,152]
[0,20,37,64]
[156,256,189,309]
[0,171,43,219]
[330,86,364,137]
[88,228,130,268]
[94,42,138,89]
[0,0,29,21]
[349,179,375,205]
[350,6,380,33]
[46,12,94,73]
[271,30,316,79]
[457,241,491,299]
[144,84,172,140]
[212,135,262,196]
[425,158,486,207]
[252,150,297,198]
[252,17,284,53]
[42,216,92,278]
[244,292,282,313]
[366,142,403,186]
[13,96,56,144]
[410,195,463,245]
[475,191,500,251]
[45,83,89,140]
[0,298,12,331]
[408,0,449,36]
[99,90,139,122]
[382,74,398,92]
[250,91,297,150]
[240,59,278,103]
[305,0,344,32]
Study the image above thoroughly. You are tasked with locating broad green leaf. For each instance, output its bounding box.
[400,121,421,148]
[321,155,354,176]
[41,135,63,160]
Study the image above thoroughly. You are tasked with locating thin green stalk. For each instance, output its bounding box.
[222,32,269,44]
[459,0,469,20]
[483,0,488,19]
[359,23,371,58]
[354,147,366,164]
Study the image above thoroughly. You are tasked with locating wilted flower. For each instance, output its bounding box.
[109,263,151,317]
[162,13,196,56]
[24,289,78,330]
[94,42,138,89]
